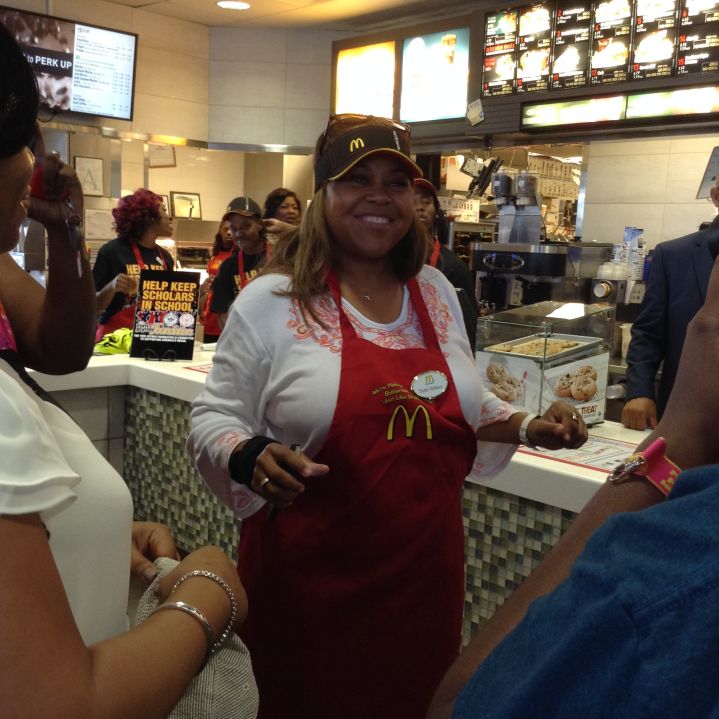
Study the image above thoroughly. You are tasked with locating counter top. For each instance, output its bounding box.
[30,349,648,514]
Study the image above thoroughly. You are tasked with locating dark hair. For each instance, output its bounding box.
[212,219,232,256]
[0,24,39,159]
[112,188,163,242]
[263,187,301,220]
[432,194,450,246]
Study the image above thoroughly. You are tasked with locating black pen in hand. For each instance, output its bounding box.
[267,443,302,521]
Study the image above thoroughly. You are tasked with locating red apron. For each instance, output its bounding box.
[95,244,167,341]
[203,248,233,338]
[237,272,477,718]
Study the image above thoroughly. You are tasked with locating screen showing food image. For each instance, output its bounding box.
[400,28,470,122]
[0,6,137,120]
[632,28,677,77]
[679,0,719,25]
[483,52,517,95]
[552,0,592,88]
[335,42,396,117]
[516,3,553,91]
[552,42,591,87]
[591,0,633,84]
[676,21,719,72]
[517,47,552,90]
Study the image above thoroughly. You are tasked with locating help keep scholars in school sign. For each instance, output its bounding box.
[130,270,200,361]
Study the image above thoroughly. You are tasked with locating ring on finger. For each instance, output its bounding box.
[571,413,579,422]
[258,476,270,488]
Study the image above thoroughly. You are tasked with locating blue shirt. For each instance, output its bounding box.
[454,467,719,719]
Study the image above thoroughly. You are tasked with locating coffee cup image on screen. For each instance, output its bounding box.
[0,10,75,110]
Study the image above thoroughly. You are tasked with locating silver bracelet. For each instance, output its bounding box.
[518,413,540,449]
[171,570,239,654]
[151,601,213,666]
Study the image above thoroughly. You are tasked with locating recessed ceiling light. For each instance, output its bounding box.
[217,1,251,9]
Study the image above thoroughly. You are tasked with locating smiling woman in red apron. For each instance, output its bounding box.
[188,115,587,718]
[93,188,174,341]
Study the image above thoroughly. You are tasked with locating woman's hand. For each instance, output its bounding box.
[263,218,297,240]
[113,272,137,295]
[158,545,248,629]
[130,521,181,582]
[27,151,84,231]
[251,443,330,509]
[527,401,588,450]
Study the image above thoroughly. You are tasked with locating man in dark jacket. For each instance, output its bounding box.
[621,211,719,429]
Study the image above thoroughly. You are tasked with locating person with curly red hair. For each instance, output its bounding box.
[93,188,175,340]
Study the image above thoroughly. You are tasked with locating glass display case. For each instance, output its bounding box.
[476,300,615,424]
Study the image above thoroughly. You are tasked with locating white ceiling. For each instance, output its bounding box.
[103,0,477,31]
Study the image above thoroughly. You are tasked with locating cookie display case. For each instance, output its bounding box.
[475,300,615,424]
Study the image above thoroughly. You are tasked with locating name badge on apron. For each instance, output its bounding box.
[411,370,449,400]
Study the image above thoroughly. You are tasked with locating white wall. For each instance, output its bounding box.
[209,27,349,149]
[582,133,719,249]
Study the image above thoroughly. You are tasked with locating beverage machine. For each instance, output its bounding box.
[470,171,614,311]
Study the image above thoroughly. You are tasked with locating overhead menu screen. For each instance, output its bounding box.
[552,0,592,88]
[677,0,719,73]
[631,0,679,79]
[482,10,519,96]
[590,0,633,84]
[482,0,718,97]
[0,6,137,120]
[400,28,470,121]
[517,4,554,92]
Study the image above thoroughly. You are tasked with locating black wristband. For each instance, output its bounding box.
[228,436,279,486]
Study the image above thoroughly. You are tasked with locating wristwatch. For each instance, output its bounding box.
[606,436,681,497]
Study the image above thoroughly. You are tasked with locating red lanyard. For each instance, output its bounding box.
[429,238,441,268]
[236,242,270,287]
[131,242,168,270]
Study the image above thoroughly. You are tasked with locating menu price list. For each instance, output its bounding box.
[482,0,719,96]
[70,24,135,119]
[552,0,592,88]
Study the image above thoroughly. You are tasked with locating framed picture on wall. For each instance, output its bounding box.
[74,156,104,197]
[170,191,202,219]
[148,143,176,168]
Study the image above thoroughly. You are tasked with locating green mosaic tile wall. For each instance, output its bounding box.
[124,388,577,643]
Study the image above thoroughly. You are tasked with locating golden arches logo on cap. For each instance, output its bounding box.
[349,137,365,152]
[314,122,422,192]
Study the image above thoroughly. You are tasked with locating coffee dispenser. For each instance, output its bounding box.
[491,171,543,246]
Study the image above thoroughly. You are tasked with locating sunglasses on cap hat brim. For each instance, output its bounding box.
[314,115,423,191]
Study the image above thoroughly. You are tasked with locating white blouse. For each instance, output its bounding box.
[0,359,133,645]
[187,265,518,518]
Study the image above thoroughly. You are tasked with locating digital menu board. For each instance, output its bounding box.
[631,0,679,78]
[0,6,137,120]
[400,28,470,121]
[517,3,554,92]
[483,10,519,96]
[552,0,592,88]
[482,0,718,97]
[335,42,395,117]
[590,0,634,84]
[677,0,719,73]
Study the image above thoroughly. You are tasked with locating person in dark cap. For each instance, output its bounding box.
[414,177,478,349]
[210,195,267,329]
[188,114,586,719]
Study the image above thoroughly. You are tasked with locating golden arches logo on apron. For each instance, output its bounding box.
[386,404,433,441]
